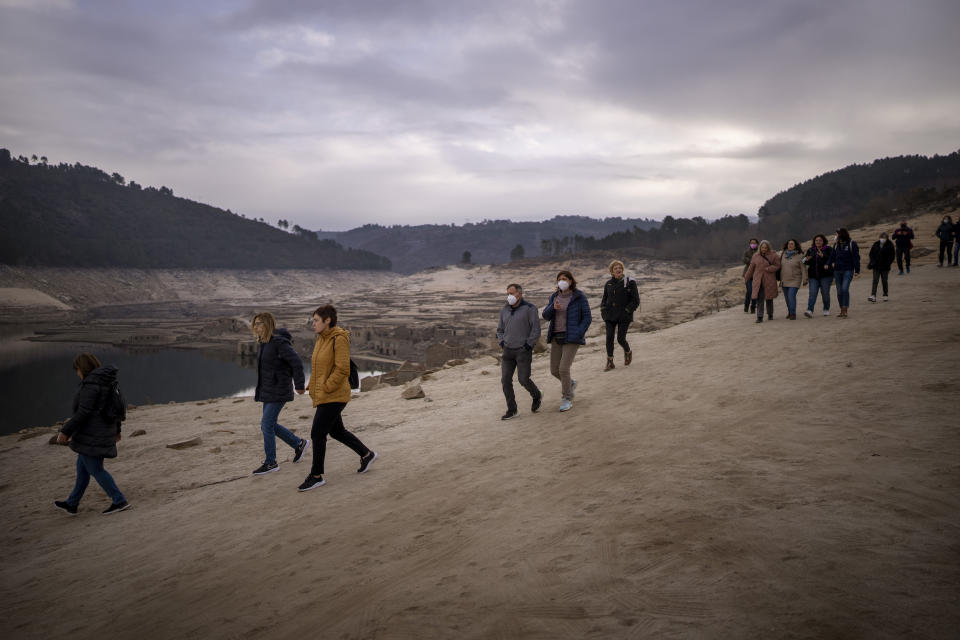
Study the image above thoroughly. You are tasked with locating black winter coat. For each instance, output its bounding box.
[255,328,305,403]
[868,240,896,271]
[935,222,954,241]
[600,276,640,323]
[61,365,121,459]
[803,245,834,280]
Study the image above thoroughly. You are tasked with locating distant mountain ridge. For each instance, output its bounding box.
[316,215,660,273]
[0,149,391,270]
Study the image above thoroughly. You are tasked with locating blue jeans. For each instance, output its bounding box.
[783,287,798,316]
[261,401,301,465]
[807,276,832,311]
[744,281,754,310]
[834,270,854,308]
[67,454,125,506]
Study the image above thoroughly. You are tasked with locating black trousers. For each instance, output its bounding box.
[605,320,631,357]
[501,347,540,412]
[939,240,953,265]
[895,247,910,271]
[310,402,369,476]
[871,269,889,296]
[755,284,774,319]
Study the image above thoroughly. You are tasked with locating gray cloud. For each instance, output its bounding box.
[1,0,958,229]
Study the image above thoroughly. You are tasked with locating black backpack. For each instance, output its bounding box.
[349,360,360,389]
[99,381,127,423]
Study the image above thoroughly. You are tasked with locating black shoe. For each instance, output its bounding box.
[531,390,543,413]
[755,317,763,323]
[293,438,310,464]
[298,475,326,491]
[743,307,750,313]
[501,409,517,421]
[252,462,279,476]
[54,500,78,516]
[102,501,130,515]
[358,451,377,473]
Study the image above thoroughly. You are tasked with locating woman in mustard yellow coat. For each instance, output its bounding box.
[298,305,376,492]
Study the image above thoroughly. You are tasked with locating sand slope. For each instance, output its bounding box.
[1,265,959,639]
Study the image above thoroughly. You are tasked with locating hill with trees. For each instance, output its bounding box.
[316,215,659,273]
[538,151,960,264]
[0,150,391,270]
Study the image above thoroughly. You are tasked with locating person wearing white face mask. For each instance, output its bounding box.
[935,215,954,267]
[867,232,896,302]
[542,270,592,412]
[496,283,543,420]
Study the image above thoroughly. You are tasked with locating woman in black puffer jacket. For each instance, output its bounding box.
[54,353,129,516]
[250,312,308,476]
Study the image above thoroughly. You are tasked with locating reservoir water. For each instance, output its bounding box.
[0,335,380,436]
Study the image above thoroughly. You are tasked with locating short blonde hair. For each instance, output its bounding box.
[608,260,625,275]
[251,312,276,343]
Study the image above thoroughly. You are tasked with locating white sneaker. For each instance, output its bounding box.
[868,295,876,302]
[882,296,889,302]
[823,310,830,316]
[559,399,572,412]
[803,310,813,318]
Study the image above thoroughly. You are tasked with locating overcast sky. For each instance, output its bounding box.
[2,0,959,230]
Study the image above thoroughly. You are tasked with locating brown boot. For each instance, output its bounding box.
[604,357,615,371]
[624,351,632,366]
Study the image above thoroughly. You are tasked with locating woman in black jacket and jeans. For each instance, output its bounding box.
[867,232,896,302]
[600,260,640,371]
[54,353,129,516]
[250,312,309,476]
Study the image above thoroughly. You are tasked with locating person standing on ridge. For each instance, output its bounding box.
[542,270,592,412]
[497,283,543,421]
[249,312,309,476]
[600,260,640,370]
[891,220,914,275]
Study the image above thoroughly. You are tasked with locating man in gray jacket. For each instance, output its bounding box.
[497,283,543,420]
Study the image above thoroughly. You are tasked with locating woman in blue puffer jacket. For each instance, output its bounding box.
[542,270,592,412]
[250,312,308,476]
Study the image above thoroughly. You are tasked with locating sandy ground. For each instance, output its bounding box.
[1,254,958,638]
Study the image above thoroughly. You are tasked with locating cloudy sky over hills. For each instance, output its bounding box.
[2,0,958,229]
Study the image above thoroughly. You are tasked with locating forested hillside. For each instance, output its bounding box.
[0,150,391,270]
[316,215,659,273]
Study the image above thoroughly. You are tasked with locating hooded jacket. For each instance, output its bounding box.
[542,289,592,344]
[600,275,640,323]
[308,326,352,406]
[255,327,305,403]
[831,240,860,274]
[61,365,122,459]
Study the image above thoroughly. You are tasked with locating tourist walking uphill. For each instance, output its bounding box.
[249,312,309,476]
[542,270,592,412]
[600,260,640,371]
[742,238,759,313]
[299,305,376,492]
[778,240,805,320]
[935,215,954,267]
[892,220,914,275]
[496,283,543,421]
[803,234,834,318]
[867,232,896,303]
[53,353,130,516]
[832,228,860,318]
[744,240,780,323]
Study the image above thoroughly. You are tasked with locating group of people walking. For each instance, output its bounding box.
[54,304,377,515]
[497,261,639,419]
[741,224,914,322]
